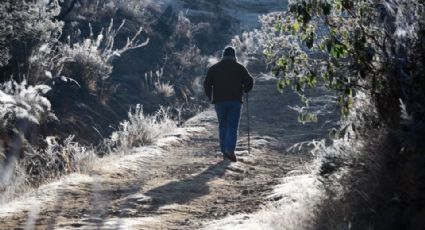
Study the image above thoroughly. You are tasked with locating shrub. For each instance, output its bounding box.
[22,136,96,185]
[0,0,63,68]
[154,81,175,97]
[60,19,149,92]
[0,135,97,203]
[104,104,176,154]
[0,79,55,127]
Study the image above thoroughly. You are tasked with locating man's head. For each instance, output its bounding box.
[223,46,236,60]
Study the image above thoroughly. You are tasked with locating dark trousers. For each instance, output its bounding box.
[214,101,242,154]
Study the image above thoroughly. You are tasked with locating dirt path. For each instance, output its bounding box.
[0,78,328,229]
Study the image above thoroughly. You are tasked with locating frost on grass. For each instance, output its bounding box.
[0,79,57,203]
[154,81,175,97]
[0,79,55,127]
[105,104,177,154]
[0,135,97,204]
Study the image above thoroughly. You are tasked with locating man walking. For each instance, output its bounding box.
[204,47,254,162]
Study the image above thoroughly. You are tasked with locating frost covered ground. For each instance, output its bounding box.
[0,76,329,229]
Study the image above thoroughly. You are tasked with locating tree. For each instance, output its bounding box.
[262,0,424,130]
[261,1,425,227]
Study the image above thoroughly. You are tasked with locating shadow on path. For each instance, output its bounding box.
[143,160,231,212]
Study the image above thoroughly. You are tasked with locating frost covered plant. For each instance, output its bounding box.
[0,80,55,127]
[22,136,97,185]
[262,0,424,125]
[60,0,158,24]
[0,0,63,67]
[155,81,175,97]
[230,30,265,66]
[105,104,176,154]
[0,161,28,204]
[0,135,97,202]
[61,19,149,91]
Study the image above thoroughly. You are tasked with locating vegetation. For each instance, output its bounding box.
[262,0,425,228]
[2,0,424,228]
[0,0,210,202]
[104,104,176,154]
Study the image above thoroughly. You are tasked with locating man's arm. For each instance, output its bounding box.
[241,66,254,93]
[204,68,213,101]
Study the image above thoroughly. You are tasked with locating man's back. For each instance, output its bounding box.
[204,59,254,103]
[204,46,254,162]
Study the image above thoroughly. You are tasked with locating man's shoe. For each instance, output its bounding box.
[226,152,237,162]
[222,153,228,160]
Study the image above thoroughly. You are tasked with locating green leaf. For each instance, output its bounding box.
[301,10,312,24]
[342,0,354,10]
[321,2,332,15]
[302,31,315,49]
[298,113,318,124]
[342,105,350,116]
[292,20,300,34]
[277,57,288,68]
[274,23,281,32]
[272,67,280,77]
[344,88,352,96]
[296,81,302,92]
[326,39,333,53]
[330,43,347,58]
[307,71,317,87]
[277,79,287,92]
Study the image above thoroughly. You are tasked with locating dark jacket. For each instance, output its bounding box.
[204,59,254,103]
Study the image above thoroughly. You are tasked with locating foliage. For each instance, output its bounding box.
[23,136,96,185]
[0,80,55,127]
[155,81,175,98]
[161,13,208,102]
[0,0,63,68]
[262,0,424,124]
[261,0,425,228]
[230,30,265,66]
[58,0,159,24]
[0,135,97,203]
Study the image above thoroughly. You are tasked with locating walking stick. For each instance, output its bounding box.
[246,93,251,155]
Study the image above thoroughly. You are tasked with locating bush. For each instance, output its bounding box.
[104,104,176,154]
[59,19,149,92]
[23,136,96,185]
[0,0,63,68]
[0,79,55,127]
[0,135,97,203]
